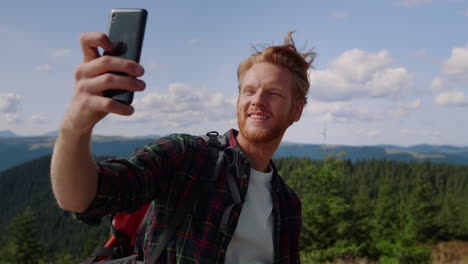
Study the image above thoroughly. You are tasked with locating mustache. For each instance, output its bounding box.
[247,108,270,114]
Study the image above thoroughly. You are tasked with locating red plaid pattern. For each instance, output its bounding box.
[76,129,302,263]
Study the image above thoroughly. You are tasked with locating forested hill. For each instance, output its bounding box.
[1,135,468,171]
[0,155,110,262]
[276,143,468,165]
[0,135,155,172]
[1,154,468,263]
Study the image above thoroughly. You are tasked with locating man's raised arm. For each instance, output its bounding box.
[50,32,146,213]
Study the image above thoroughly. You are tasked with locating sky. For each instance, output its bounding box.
[1,0,468,146]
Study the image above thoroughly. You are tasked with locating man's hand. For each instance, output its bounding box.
[61,32,146,136]
[51,32,146,213]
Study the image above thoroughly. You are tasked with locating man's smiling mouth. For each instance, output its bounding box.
[249,113,269,120]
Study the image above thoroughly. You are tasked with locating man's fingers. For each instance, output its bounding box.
[86,95,135,116]
[75,56,145,79]
[77,74,145,94]
[80,32,113,63]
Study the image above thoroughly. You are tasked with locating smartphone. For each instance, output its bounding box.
[102,9,148,105]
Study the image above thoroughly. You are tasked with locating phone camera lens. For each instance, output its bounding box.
[110,41,128,57]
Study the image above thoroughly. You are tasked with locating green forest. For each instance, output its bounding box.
[0,155,467,263]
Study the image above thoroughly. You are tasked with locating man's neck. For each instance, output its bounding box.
[236,134,282,172]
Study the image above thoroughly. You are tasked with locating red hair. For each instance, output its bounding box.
[237,32,316,105]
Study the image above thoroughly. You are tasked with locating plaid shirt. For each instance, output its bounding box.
[76,129,302,263]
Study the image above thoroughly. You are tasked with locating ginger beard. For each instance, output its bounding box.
[236,98,296,144]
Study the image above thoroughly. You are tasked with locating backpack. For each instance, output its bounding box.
[82,131,231,264]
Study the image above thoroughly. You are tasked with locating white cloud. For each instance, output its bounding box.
[409,48,427,57]
[148,61,169,70]
[30,114,48,123]
[442,44,468,77]
[329,11,348,20]
[398,99,421,110]
[431,77,445,91]
[50,48,72,57]
[307,99,419,123]
[109,83,236,128]
[328,49,392,82]
[357,128,381,137]
[308,101,354,122]
[109,111,153,123]
[0,93,20,113]
[400,128,418,135]
[309,49,413,101]
[400,128,440,138]
[367,130,380,137]
[33,64,52,73]
[396,0,463,8]
[187,39,200,45]
[433,91,468,106]
[397,0,432,7]
[0,93,21,123]
[1,113,20,123]
[367,68,412,97]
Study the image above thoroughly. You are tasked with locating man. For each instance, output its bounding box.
[51,31,315,263]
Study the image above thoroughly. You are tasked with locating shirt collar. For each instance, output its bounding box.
[225,129,281,190]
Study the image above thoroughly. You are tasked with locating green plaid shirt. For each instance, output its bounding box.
[77,129,302,263]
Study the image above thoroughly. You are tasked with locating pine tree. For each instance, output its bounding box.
[349,179,374,257]
[369,175,399,261]
[407,167,439,242]
[436,195,466,240]
[52,251,77,264]
[1,208,45,264]
[300,160,353,261]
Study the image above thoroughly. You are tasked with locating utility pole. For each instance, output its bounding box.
[321,122,327,165]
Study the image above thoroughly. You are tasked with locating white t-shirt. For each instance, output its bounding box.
[225,167,274,264]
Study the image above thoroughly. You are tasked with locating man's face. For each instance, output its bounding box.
[236,62,304,144]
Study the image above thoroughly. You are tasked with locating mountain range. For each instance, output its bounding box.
[1,130,468,172]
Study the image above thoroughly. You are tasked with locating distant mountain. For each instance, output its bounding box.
[0,130,19,138]
[1,135,468,172]
[378,144,467,153]
[274,143,468,166]
[378,144,468,160]
[41,130,59,136]
[0,135,159,171]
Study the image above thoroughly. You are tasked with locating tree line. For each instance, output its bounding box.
[276,157,468,263]
[0,155,467,263]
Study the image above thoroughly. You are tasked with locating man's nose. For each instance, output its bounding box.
[252,91,267,106]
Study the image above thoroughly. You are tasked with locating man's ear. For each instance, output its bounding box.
[293,99,305,122]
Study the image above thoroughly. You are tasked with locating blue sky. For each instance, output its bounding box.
[1,0,468,146]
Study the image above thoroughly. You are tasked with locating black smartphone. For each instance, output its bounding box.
[102,9,148,105]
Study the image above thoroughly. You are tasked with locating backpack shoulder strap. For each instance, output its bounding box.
[146,131,227,264]
[201,131,228,181]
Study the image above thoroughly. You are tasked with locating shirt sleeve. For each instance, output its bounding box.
[75,133,206,225]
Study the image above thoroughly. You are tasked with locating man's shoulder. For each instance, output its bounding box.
[134,133,204,157]
[156,129,235,142]
[143,130,236,152]
[149,133,203,145]
[163,130,238,148]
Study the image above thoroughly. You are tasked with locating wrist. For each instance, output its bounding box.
[58,121,93,142]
